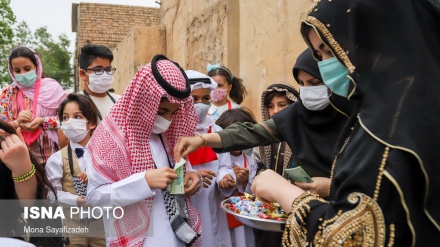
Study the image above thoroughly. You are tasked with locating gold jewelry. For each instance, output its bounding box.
[13,164,36,183]
[195,134,207,146]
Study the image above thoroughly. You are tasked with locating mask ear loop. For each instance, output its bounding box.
[346,75,357,100]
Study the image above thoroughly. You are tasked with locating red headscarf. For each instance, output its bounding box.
[88,58,201,247]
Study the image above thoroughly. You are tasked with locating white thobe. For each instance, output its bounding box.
[86,133,201,247]
[229,153,257,247]
[190,118,235,247]
[46,141,87,206]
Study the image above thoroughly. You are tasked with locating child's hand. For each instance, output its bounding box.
[236,168,249,185]
[77,196,88,207]
[77,172,88,184]
[184,171,201,196]
[17,110,34,126]
[145,167,178,189]
[21,117,43,131]
[218,174,237,189]
[197,169,217,188]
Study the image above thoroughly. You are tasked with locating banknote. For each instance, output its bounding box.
[284,166,313,183]
[169,158,186,194]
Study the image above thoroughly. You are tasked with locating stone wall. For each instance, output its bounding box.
[160,0,313,121]
[111,26,166,94]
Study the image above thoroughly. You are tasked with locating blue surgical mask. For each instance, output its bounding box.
[318,57,350,97]
[15,69,37,87]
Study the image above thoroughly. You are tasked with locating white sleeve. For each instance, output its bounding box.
[86,159,155,208]
[45,152,79,206]
[245,157,258,194]
[216,152,236,197]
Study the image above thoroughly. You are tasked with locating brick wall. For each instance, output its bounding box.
[76,3,160,50]
[73,2,160,91]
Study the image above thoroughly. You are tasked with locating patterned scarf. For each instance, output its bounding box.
[88,58,202,247]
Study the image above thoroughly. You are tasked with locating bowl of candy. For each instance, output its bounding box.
[221,193,286,232]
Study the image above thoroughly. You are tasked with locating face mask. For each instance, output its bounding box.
[210,88,228,102]
[318,57,350,97]
[15,69,37,87]
[60,119,89,143]
[194,102,210,123]
[87,72,114,93]
[152,115,172,134]
[300,85,330,111]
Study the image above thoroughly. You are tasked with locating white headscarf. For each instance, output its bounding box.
[185,70,217,91]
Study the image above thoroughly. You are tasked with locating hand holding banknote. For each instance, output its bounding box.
[295,177,331,198]
[145,167,178,189]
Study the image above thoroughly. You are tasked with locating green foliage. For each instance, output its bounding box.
[0,5,72,89]
[0,0,16,86]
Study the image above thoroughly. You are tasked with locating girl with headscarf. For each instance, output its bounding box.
[86,55,202,247]
[186,70,235,247]
[206,64,246,120]
[1,46,67,164]
[254,83,299,177]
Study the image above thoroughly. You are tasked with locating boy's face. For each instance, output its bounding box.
[79,57,112,84]
[191,88,211,104]
[62,102,96,132]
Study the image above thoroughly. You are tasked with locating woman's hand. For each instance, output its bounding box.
[0,127,33,177]
[218,174,237,189]
[174,136,204,161]
[295,177,331,198]
[21,117,43,131]
[17,110,34,125]
[197,169,217,188]
[251,169,304,213]
[184,171,201,196]
[145,167,178,190]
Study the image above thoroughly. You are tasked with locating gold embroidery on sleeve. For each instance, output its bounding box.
[313,193,386,247]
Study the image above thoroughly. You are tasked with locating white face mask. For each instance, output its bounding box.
[300,85,330,111]
[194,103,210,123]
[87,73,114,93]
[60,119,89,143]
[152,115,172,134]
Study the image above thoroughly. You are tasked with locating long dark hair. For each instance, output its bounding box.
[0,120,55,200]
[208,66,247,104]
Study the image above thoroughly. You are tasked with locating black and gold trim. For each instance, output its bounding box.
[313,193,386,247]
[303,17,355,74]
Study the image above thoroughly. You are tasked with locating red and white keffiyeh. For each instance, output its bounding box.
[88,59,201,247]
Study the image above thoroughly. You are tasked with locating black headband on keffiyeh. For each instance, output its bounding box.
[151,54,191,99]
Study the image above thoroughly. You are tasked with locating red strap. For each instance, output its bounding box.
[243,153,247,169]
[17,79,42,145]
[227,100,232,110]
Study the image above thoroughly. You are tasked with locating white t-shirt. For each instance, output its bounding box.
[79,92,121,119]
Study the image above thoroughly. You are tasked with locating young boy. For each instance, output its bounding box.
[186,70,236,247]
[46,94,105,246]
[86,55,203,246]
[58,44,121,149]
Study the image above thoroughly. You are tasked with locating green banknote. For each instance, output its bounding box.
[284,166,314,183]
[169,158,186,194]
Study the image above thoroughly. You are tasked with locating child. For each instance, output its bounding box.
[86,55,202,247]
[216,108,257,247]
[46,93,105,246]
[206,64,246,120]
[186,70,236,247]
